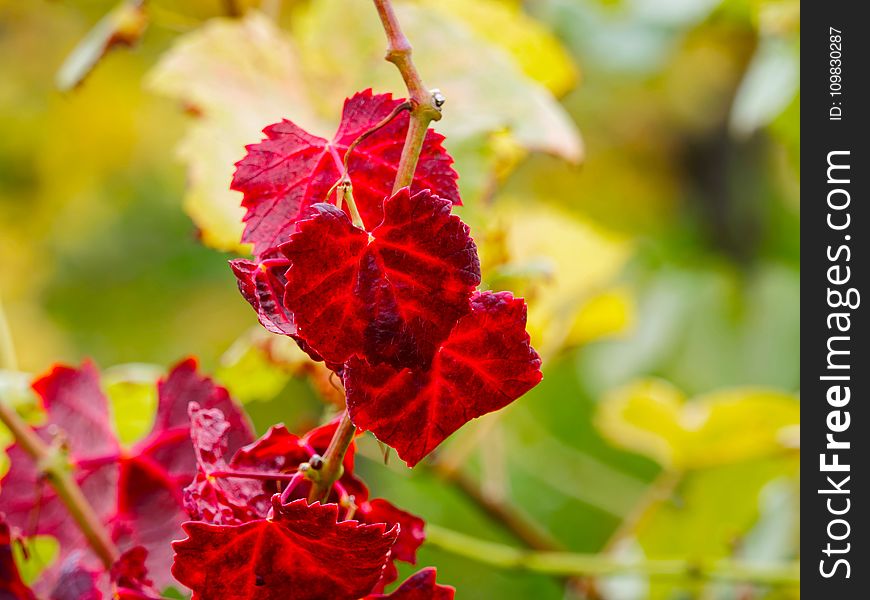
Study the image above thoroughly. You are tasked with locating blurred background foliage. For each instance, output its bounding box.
[1,0,799,598]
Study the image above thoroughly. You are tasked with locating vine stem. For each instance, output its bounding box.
[424,525,800,586]
[0,297,119,569]
[304,0,437,505]
[371,0,442,192]
[307,410,356,503]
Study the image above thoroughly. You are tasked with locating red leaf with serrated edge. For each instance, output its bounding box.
[171,498,398,600]
[359,498,426,591]
[232,89,459,257]
[0,359,253,591]
[184,404,263,525]
[360,499,424,565]
[1,518,36,600]
[366,568,455,600]
[283,188,480,368]
[345,291,542,467]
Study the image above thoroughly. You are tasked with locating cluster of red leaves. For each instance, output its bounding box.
[0,361,453,599]
[232,90,543,467]
[0,358,252,594]
[172,403,445,599]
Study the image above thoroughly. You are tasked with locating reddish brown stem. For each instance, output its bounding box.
[371,0,443,192]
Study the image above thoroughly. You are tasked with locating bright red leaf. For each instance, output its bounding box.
[232,89,459,257]
[1,517,36,600]
[282,188,480,368]
[0,358,253,591]
[345,291,543,466]
[172,498,398,600]
[366,568,454,600]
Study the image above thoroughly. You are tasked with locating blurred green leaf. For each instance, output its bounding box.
[13,535,59,586]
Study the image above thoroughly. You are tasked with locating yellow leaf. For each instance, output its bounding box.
[295,0,583,162]
[597,379,800,469]
[421,0,579,96]
[147,12,324,252]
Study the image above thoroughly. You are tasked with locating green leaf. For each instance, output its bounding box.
[13,535,59,585]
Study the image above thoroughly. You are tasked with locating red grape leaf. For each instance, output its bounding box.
[0,359,253,590]
[171,498,398,600]
[283,188,480,368]
[1,518,37,600]
[345,291,543,466]
[183,404,263,525]
[227,422,425,588]
[232,89,459,257]
[366,568,454,600]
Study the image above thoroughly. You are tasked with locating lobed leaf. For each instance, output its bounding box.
[232,90,459,257]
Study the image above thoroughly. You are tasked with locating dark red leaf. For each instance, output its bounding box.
[110,546,163,599]
[171,498,398,600]
[232,89,459,257]
[345,291,542,466]
[229,256,295,336]
[1,517,36,600]
[0,359,253,591]
[366,568,454,600]
[283,188,480,368]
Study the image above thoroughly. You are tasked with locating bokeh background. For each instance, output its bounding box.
[1,0,800,598]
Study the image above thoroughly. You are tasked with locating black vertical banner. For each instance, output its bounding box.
[803,2,868,597]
